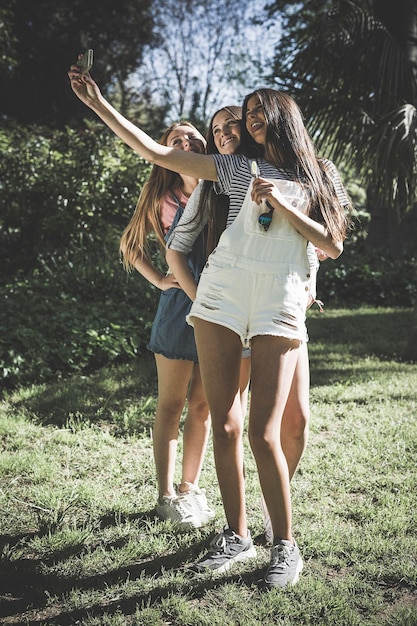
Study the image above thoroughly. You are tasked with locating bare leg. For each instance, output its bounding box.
[239,356,251,418]
[179,363,211,491]
[193,319,247,537]
[248,335,300,542]
[281,342,310,479]
[153,354,194,498]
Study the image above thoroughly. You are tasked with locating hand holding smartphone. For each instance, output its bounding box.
[76,49,94,74]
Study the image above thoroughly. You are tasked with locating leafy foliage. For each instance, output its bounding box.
[318,242,417,309]
[0,255,158,388]
[268,0,417,240]
[0,0,156,127]
[0,122,149,275]
[0,123,162,389]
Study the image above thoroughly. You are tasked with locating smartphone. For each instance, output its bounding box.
[76,49,94,74]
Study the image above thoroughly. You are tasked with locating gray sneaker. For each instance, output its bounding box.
[156,494,201,530]
[192,526,256,574]
[264,539,303,588]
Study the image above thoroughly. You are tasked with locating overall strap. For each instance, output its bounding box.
[170,190,185,209]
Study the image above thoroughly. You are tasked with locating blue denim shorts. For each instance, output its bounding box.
[147,287,198,362]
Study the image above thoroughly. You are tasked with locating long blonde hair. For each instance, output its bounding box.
[120,121,199,271]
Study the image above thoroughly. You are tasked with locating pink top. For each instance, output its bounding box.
[159,187,189,235]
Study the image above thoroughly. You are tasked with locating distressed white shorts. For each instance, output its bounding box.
[187,248,310,346]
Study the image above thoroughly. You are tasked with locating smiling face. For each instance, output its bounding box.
[211,110,241,155]
[245,95,267,146]
[166,125,206,154]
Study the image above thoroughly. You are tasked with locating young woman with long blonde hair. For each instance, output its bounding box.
[120,121,214,530]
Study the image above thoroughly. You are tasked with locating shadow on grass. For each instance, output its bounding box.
[8,308,413,429]
[0,516,267,625]
[307,308,412,360]
[8,355,158,431]
[1,568,268,626]
[306,308,414,387]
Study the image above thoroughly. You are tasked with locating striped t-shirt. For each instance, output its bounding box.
[167,154,349,255]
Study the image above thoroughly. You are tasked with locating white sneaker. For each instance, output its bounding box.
[261,497,273,545]
[156,494,201,530]
[178,482,215,526]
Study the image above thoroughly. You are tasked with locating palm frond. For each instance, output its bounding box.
[366,104,417,218]
[283,0,417,213]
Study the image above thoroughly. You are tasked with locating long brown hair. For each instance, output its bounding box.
[120,121,200,271]
[241,89,352,241]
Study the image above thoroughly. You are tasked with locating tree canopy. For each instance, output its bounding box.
[268,0,417,244]
[132,0,279,127]
[0,0,155,127]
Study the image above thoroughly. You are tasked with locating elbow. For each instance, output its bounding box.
[165,247,173,264]
[165,247,177,270]
[328,241,343,260]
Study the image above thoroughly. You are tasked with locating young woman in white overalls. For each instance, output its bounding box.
[166,104,324,547]
[184,92,350,586]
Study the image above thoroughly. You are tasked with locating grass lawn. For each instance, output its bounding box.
[0,307,416,625]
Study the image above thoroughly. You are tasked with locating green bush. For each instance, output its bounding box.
[1,123,415,389]
[0,240,160,388]
[0,123,162,389]
[0,122,150,278]
[318,240,416,308]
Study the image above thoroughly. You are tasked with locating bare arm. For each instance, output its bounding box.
[128,252,179,291]
[251,177,343,259]
[165,249,198,301]
[68,65,218,181]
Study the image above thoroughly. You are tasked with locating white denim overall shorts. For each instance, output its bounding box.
[187,168,311,346]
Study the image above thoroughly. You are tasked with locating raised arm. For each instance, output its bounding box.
[68,62,218,181]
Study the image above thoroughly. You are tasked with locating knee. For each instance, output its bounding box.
[248,423,274,455]
[212,417,242,445]
[284,408,309,441]
[187,394,210,422]
[156,398,184,426]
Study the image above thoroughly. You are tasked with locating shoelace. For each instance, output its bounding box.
[174,494,196,519]
[209,532,235,555]
[271,543,291,567]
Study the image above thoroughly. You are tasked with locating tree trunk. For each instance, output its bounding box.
[366,187,417,259]
[404,267,417,361]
